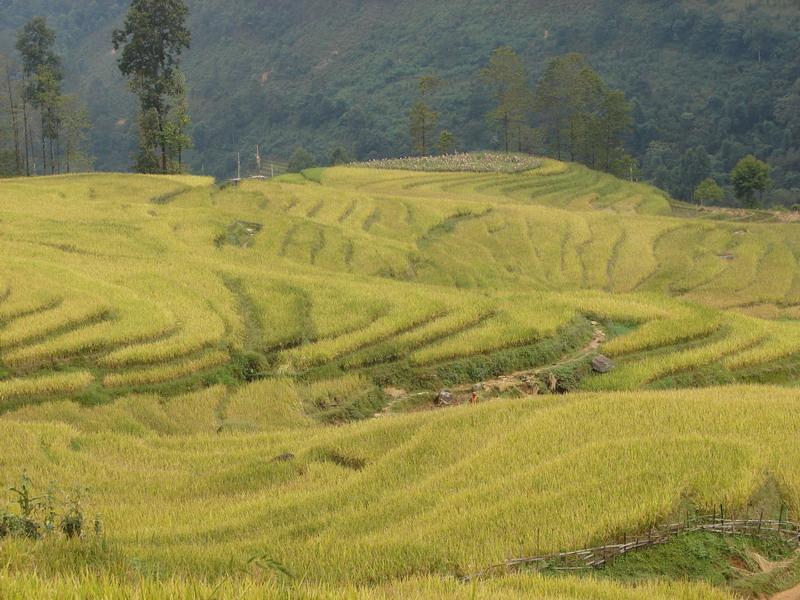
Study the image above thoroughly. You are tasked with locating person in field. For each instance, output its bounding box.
[470,391,478,404]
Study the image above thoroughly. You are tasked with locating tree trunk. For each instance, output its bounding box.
[21,93,30,176]
[55,128,60,174]
[6,72,21,174]
[41,114,47,175]
[555,128,561,161]
[422,114,426,156]
[504,112,509,153]
[158,110,167,173]
[568,119,576,162]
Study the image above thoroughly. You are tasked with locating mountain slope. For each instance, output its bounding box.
[1,1,799,196]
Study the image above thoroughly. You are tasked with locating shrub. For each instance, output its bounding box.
[0,477,98,542]
[287,148,317,173]
[60,491,86,539]
[231,351,269,383]
[329,147,351,166]
[437,130,456,155]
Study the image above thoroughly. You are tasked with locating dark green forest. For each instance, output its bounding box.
[0,0,799,204]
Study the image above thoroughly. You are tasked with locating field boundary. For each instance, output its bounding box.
[464,514,800,581]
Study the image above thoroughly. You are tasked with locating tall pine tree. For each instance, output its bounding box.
[16,17,63,175]
[481,47,533,153]
[113,0,191,173]
[534,53,631,174]
[409,75,440,156]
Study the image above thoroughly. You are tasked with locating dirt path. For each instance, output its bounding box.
[750,550,800,599]
[450,320,606,396]
[376,322,606,415]
[773,583,800,600]
[373,387,427,418]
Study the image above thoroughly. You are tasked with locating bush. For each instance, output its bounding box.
[540,358,593,393]
[329,147,352,166]
[0,514,40,540]
[231,351,269,383]
[287,148,317,173]
[0,476,99,542]
[437,130,456,155]
[60,496,85,539]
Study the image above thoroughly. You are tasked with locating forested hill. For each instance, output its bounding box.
[1,0,799,201]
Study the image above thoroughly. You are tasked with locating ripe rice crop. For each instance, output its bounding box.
[1,385,798,589]
[280,290,450,370]
[586,315,769,390]
[5,166,800,597]
[0,570,732,599]
[1,169,799,400]
[102,350,230,388]
[410,297,575,365]
[0,371,94,403]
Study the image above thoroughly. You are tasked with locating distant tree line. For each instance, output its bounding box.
[1,2,793,208]
[406,48,635,180]
[2,0,796,203]
[0,1,194,178]
[235,4,798,208]
[400,47,780,208]
[285,146,351,173]
[0,18,91,177]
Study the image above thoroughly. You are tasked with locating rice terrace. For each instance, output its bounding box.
[2,0,800,598]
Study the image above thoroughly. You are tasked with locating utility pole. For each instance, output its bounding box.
[271,162,274,179]
[237,151,241,180]
[256,145,262,174]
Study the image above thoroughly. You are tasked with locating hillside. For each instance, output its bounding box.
[0,0,798,201]
[4,160,800,596]
[3,158,800,405]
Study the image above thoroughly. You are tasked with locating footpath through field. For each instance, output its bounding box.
[774,583,800,600]
[376,321,607,416]
[452,320,607,397]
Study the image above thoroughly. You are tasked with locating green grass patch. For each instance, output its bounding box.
[582,531,797,597]
[369,316,593,390]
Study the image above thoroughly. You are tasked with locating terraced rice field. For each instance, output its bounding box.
[2,163,800,403]
[3,158,800,597]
